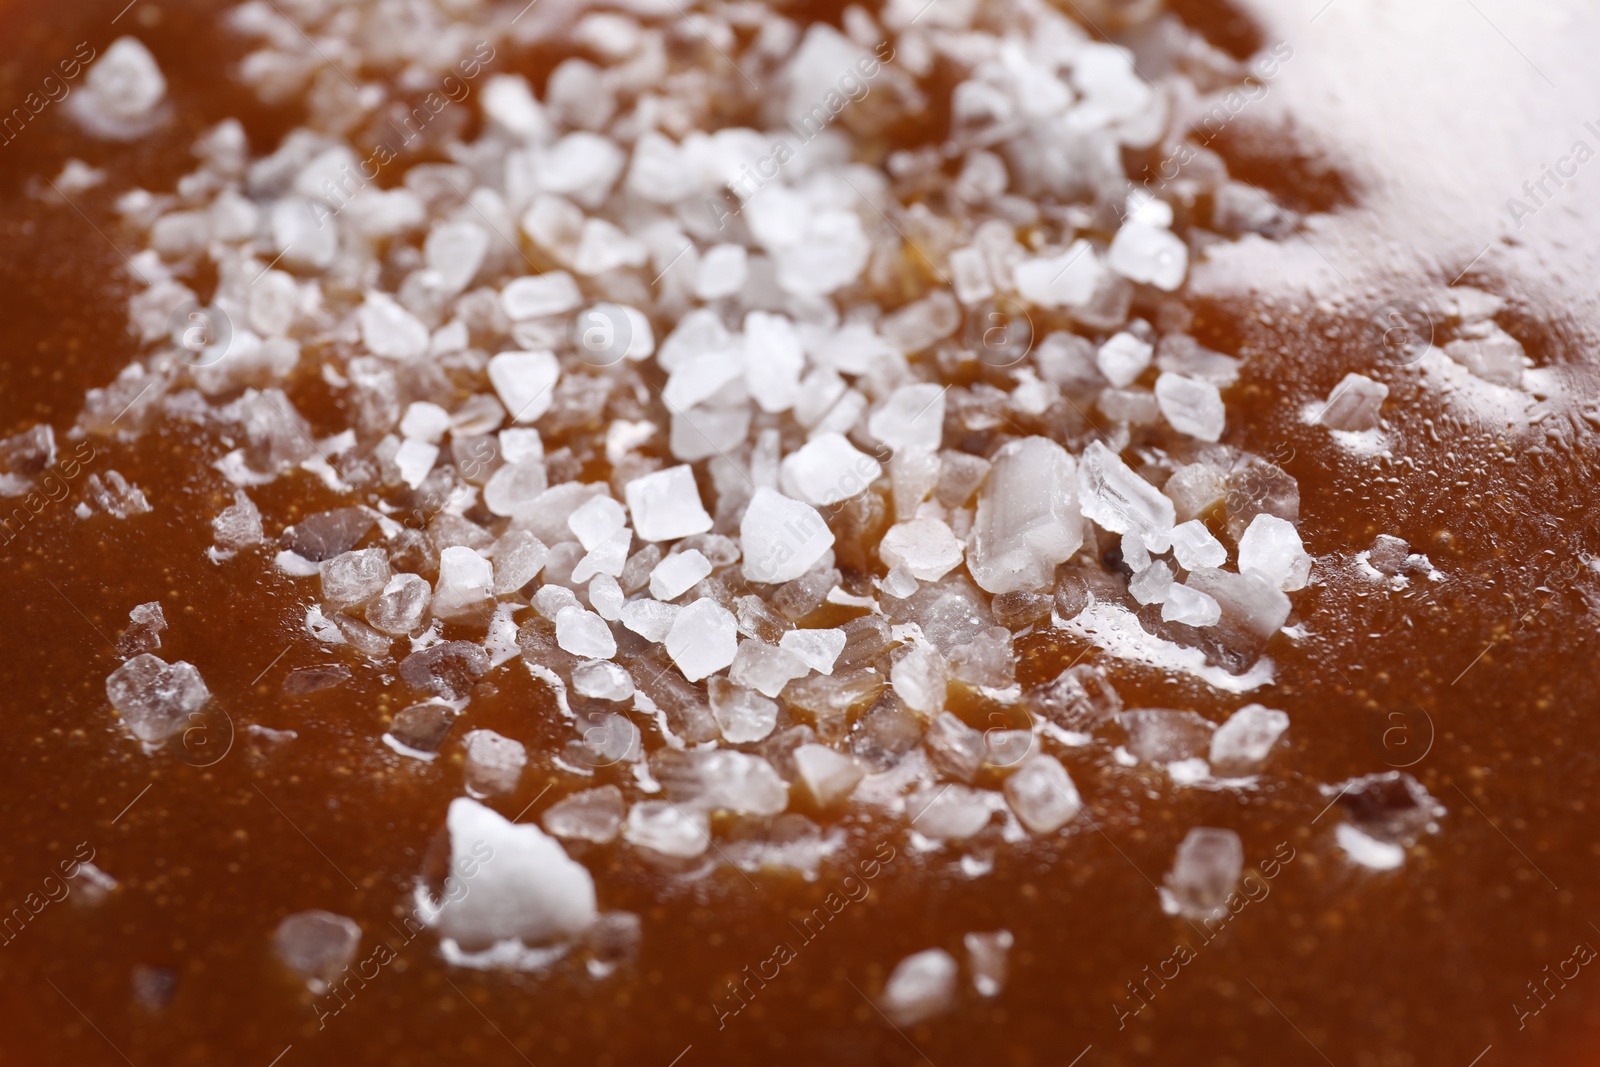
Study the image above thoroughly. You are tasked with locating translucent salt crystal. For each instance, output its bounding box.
[741,488,835,584]
[1209,704,1289,775]
[1121,531,1152,574]
[535,132,624,207]
[394,439,438,489]
[891,645,948,715]
[881,948,958,1027]
[889,449,941,520]
[991,590,1052,630]
[1164,828,1243,917]
[920,713,985,789]
[968,436,1083,594]
[463,729,528,796]
[588,574,625,620]
[284,508,374,563]
[1155,372,1226,442]
[1317,372,1388,432]
[566,496,626,553]
[1004,754,1082,834]
[650,549,712,601]
[492,530,549,594]
[870,382,940,454]
[662,349,744,412]
[484,460,549,518]
[1185,567,1291,638]
[556,606,617,659]
[1096,332,1152,388]
[1129,560,1174,605]
[432,546,493,620]
[728,641,808,700]
[694,243,748,300]
[909,784,994,839]
[793,744,864,807]
[542,786,625,844]
[880,518,964,582]
[882,566,919,599]
[625,801,709,859]
[274,911,359,992]
[1444,323,1526,386]
[620,598,678,643]
[366,573,432,635]
[435,797,597,948]
[424,220,490,295]
[501,272,582,320]
[1108,222,1188,291]
[1170,519,1226,570]
[768,209,870,297]
[399,402,451,445]
[1099,386,1161,424]
[781,433,882,507]
[701,677,774,745]
[625,465,714,543]
[665,599,738,681]
[320,549,391,612]
[949,246,994,305]
[881,290,960,355]
[398,641,489,700]
[106,654,210,743]
[1160,582,1221,626]
[74,37,166,132]
[387,701,454,754]
[358,292,429,361]
[1078,440,1176,553]
[1013,240,1099,309]
[772,565,839,620]
[211,491,263,556]
[572,218,647,275]
[778,628,846,675]
[116,601,167,656]
[964,931,1013,997]
[1237,514,1313,591]
[1223,458,1301,540]
[743,310,806,413]
[574,712,641,767]
[1026,663,1122,730]
[1121,708,1215,763]
[489,351,561,424]
[572,658,633,701]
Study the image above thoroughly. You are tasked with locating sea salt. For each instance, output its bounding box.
[433,546,494,620]
[1237,514,1313,591]
[1108,222,1187,291]
[1078,440,1175,553]
[1164,827,1243,917]
[1316,372,1388,432]
[625,465,714,542]
[542,786,626,844]
[105,654,210,743]
[781,432,882,507]
[463,729,528,796]
[968,436,1082,594]
[367,573,432,635]
[620,598,679,643]
[556,606,617,659]
[741,488,835,584]
[880,518,965,582]
[274,911,360,992]
[649,549,712,601]
[1155,372,1225,442]
[793,744,864,807]
[1160,582,1222,626]
[1169,519,1226,570]
[488,351,561,423]
[1096,332,1152,388]
[778,628,846,675]
[1209,704,1290,775]
[624,801,709,859]
[664,599,738,681]
[359,292,429,361]
[868,384,946,453]
[320,548,391,612]
[1003,754,1082,834]
[501,272,583,320]
[709,675,781,741]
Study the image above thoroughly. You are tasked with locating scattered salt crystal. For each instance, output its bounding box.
[620,598,679,643]
[501,272,583,320]
[488,351,561,424]
[588,574,625,620]
[492,530,549,594]
[1170,519,1226,570]
[320,548,391,612]
[869,384,946,454]
[1160,582,1221,626]
[880,518,965,582]
[573,658,633,702]
[1237,514,1313,591]
[1096,332,1152,387]
[1121,708,1215,763]
[463,730,528,796]
[728,641,809,699]
[743,311,806,413]
[1155,372,1226,442]
[1335,823,1406,870]
[662,350,744,411]
[882,566,919,598]
[1108,222,1188,291]
[881,948,959,1027]
[694,243,748,300]
[435,797,597,947]
[1210,704,1290,775]
[212,491,264,556]
[1316,372,1388,432]
[394,438,438,488]
[741,488,835,585]
[624,801,709,859]
[1186,567,1290,638]
[1077,440,1175,553]
[964,931,1013,997]
[649,549,712,601]
[709,676,780,742]
[664,599,738,681]
[625,465,714,543]
[106,654,210,743]
[1163,827,1243,917]
[274,911,360,992]
[543,786,626,844]
[1013,240,1099,309]
[116,601,167,656]
[484,460,550,518]
[891,645,948,715]
[433,546,493,620]
[425,221,490,294]
[366,573,432,635]
[1128,560,1174,605]
[1003,754,1082,834]
[556,606,617,659]
[778,628,846,675]
[567,496,627,552]
[1121,530,1152,573]
[359,292,429,361]
[73,37,166,134]
[399,401,452,443]
[781,432,882,506]
[925,711,986,783]
[968,436,1082,594]
[793,744,864,807]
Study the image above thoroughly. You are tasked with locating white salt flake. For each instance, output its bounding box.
[624,801,708,859]
[399,401,452,444]
[694,243,748,300]
[1237,514,1313,591]
[620,599,679,643]
[881,949,959,1027]
[969,436,1082,594]
[743,311,806,414]
[781,432,883,506]
[1161,582,1221,627]
[1096,332,1152,388]
[488,351,561,424]
[1209,704,1290,775]
[1155,372,1226,442]
[1077,440,1175,553]
[880,518,964,582]
[625,465,714,542]
[778,628,846,675]
[1316,372,1388,432]
[649,549,712,601]
[869,384,946,454]
[1162,827,1243,917]
[568,496,628,552]
[501,272,583,320]
[360,292,429,361]
[1109,222,1188,291]
[793,745,864,807]
[1013,240,1100,309]
[434,546,494,620]
[1170,519,1226,570]
[394,438,438,489]
[556,606,617,659]
[741,488,835,584]
[664,599,738,681]
[710,675,782,740]
[1003,754,1082,834]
